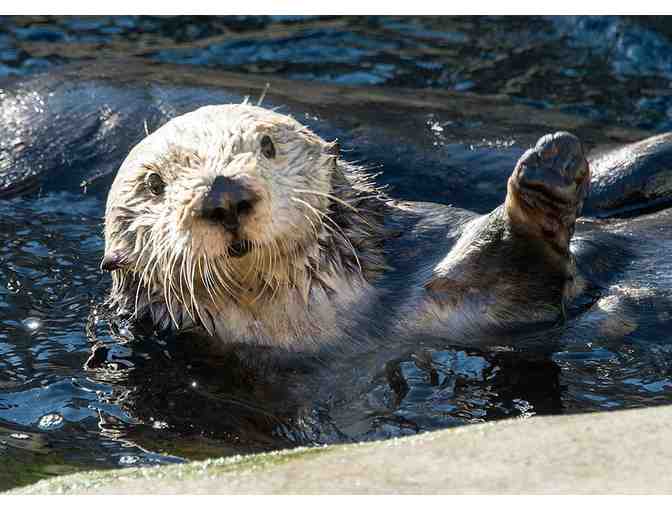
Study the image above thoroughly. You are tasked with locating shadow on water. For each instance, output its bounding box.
[1,15,672,491]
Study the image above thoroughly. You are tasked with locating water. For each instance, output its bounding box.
[1,15,672,491]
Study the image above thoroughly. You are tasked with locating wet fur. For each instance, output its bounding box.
[102,106,651,354]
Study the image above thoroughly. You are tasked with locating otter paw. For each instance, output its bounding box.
[506,132,590,249]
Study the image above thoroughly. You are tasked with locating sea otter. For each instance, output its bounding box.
[101,103,648,352]
[2,62,672,445]
[1,62,670,354]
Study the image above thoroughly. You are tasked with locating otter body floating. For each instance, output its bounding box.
[1,62,671,353]
[100,103,672,352]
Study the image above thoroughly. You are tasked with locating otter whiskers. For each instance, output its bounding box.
[290,197,363,274]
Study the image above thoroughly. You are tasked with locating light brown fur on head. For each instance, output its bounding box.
[102,104,387,348]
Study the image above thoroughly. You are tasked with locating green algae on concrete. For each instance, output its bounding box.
[8,444,332,495]
[0,423,107,493]
[8,405,672,494]
[0,443,104,493]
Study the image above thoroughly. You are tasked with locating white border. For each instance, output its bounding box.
[2,1,672,15]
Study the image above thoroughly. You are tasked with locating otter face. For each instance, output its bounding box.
[102,104,339,321]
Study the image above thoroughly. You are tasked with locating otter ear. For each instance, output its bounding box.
[100,249,129,272]
[325,140,340,157]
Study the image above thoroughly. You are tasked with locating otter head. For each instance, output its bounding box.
[101,104,348,332]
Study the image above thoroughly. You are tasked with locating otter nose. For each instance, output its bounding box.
[201,175,257,231]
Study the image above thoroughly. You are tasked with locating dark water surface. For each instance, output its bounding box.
[1,15,672,491]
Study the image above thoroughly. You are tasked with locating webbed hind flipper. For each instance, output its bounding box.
[505,131,590,257]
[424,132,588,332]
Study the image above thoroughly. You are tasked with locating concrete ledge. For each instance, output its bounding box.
[9,405,672,494]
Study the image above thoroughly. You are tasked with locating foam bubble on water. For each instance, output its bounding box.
[119,455,140,465]
[22,317,42,332]
[38,413,64,430]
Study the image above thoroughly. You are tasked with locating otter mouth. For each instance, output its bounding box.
[228,239,253,258]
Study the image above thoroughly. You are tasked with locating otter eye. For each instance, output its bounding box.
[145,172,165,196]
[260,135,276,159]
